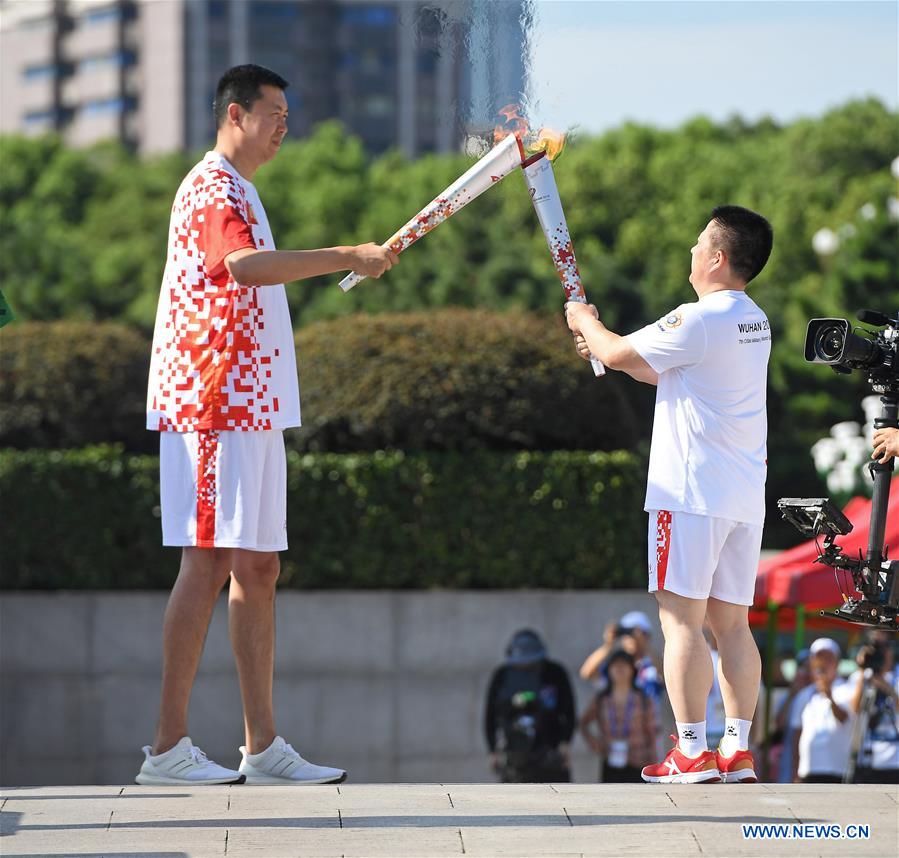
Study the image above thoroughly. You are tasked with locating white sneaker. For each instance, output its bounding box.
[135,737,245,785]
[238,736,347,785]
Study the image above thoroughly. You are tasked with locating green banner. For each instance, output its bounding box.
[0,291,14,329]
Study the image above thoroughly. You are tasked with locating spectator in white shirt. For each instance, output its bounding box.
[791,638,855,783]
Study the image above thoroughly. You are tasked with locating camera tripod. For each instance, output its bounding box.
[823,391,898,629]
[779,391,898,630]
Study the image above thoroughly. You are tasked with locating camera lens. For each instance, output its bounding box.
[814,324,845,361]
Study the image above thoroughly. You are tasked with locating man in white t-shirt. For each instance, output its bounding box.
[565,205,773,784]
[791,638,855,782]
[137,65,397,787]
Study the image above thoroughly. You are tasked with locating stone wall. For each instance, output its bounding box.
[0,590,671,785]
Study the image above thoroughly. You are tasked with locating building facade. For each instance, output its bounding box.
[0,0,529,156]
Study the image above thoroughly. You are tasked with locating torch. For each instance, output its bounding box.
[338,132,526,292]
[522,152,606,377]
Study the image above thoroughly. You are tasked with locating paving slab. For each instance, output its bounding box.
[1,783,896,857]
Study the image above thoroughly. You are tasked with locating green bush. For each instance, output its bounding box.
[0,314,649,453]
[0,321,154,452]
[293,309,646,452]
[0,446,647,590]
[0,445,168,588]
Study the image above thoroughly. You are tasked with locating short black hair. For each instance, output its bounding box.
[709,205,773,284]
[599,647,639,694]
[214,64,289,128]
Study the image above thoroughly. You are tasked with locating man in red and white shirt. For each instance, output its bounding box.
[566,205,773,784]
[138,65,397,787]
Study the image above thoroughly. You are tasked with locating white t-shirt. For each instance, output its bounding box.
[147,152,300,432]
[627,290,770,525]
[791,679,856,778]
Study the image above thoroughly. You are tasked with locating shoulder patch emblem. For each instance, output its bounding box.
[664,312,683,329]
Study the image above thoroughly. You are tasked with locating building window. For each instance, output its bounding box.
[208,0,228,20]
[342,6,395,27]
[364,95,393,119]
[417,51,438,75]
[24,109,57,124]
[79,51,136,72]
[256,1,300,21]
[83,6,122,25]
[82,96,135,117]
[24,63,58,81]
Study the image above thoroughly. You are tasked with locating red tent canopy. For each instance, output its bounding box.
[754,478,899,609]
[747,605,854,631]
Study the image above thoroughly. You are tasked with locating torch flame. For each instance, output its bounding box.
[493,103,530,145]
[492,104,565,161]
[534,126,565,161]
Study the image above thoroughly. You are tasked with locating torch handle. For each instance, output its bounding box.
[339,270,366,292]
[522,154,605,378]
[568,322,605,377]
[340,240,397,292]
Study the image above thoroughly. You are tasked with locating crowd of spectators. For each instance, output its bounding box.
[775,632,898,784]
[484,617,897,784]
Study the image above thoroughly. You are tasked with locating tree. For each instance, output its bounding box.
[2,100,896,544]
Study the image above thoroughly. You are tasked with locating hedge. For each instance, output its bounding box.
[0,313,650,453]
[0,322,154,451]
[293,309,646,452]
[0,446,647,590]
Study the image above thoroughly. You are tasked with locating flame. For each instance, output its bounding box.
[493,103,530,144]
[492,104,565,161]
[534,126,565,161]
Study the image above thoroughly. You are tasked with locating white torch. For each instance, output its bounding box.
[522,152,605,377]
[338,132,526,292]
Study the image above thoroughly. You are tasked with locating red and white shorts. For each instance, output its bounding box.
[647,510,762,606]
[160,429,287,552]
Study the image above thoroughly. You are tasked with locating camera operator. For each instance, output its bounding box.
[791,638,855,783]
[872,427,899,464]
[579,611,663,704]
[484,629,576,783]
[849,635,899,783]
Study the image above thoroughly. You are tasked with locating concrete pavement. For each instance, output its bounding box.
[1,783,896,857]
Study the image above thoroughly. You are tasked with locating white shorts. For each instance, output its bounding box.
[647,509,762,606]
[160,429,287,552]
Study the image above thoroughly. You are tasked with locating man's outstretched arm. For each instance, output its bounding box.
[224,243,397,286]
[566,303,658,385]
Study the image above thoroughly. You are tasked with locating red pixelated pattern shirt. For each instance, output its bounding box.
[147,152,301,432]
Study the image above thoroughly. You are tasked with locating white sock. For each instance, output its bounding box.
[675,721,708,758]
[719,718,751,756]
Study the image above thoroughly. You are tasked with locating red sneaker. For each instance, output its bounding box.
[716,747,758,783]
[641,735,721,784]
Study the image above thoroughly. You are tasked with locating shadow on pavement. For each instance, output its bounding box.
[9,813,817,831]
[1,794,191,801]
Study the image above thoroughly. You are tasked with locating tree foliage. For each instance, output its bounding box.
[2,99,896,544]
[5,101,894,338]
